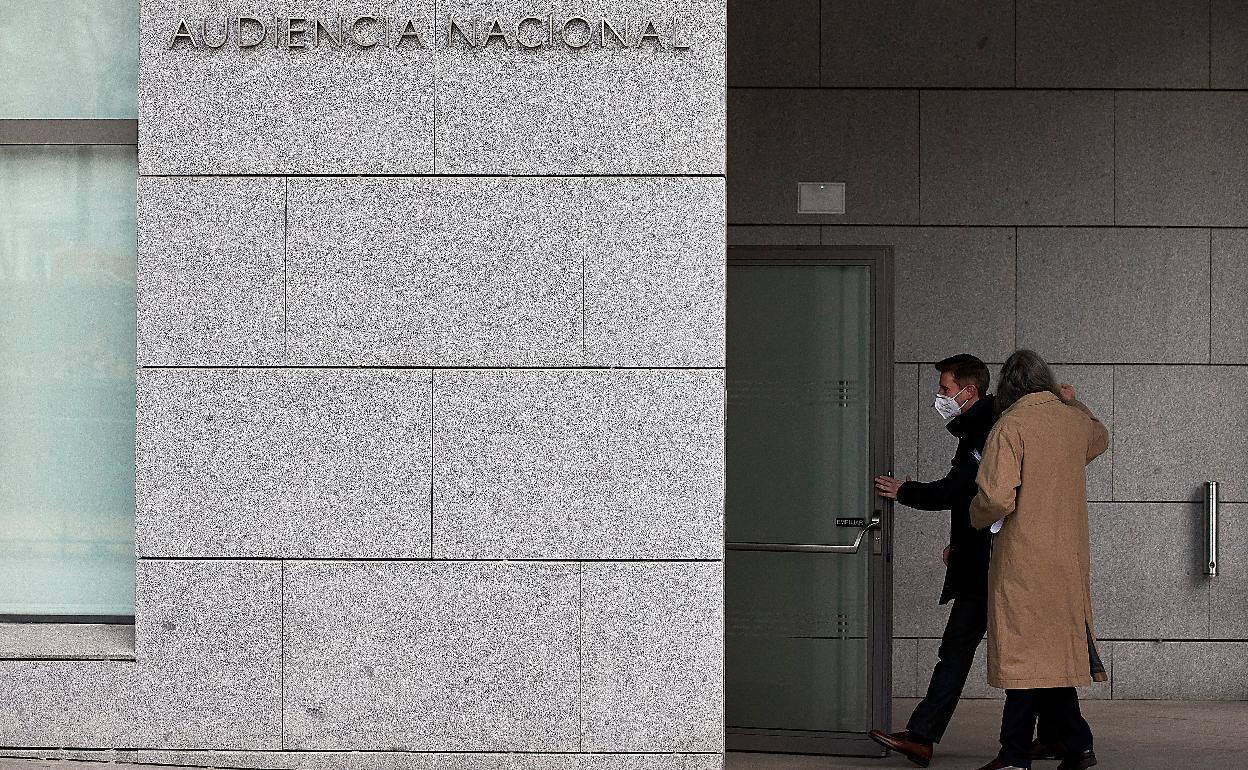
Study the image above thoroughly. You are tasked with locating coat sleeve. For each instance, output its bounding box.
[970,420,1023,530]
[1066,398,1110,464]
[895,458,976,512]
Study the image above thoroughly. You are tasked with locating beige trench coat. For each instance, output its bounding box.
[969,391,1110,690]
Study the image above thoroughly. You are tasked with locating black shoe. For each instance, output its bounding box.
[1032,738,1067,760]
[1057,750,1097,770]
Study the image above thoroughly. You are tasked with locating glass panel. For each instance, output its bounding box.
[725,264,873,736]
[0,1,139,119]
[0,146,137,616]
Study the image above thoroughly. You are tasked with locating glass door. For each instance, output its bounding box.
[725,247,893,756]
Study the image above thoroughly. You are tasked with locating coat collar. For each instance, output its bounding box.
[948,393,996,438]
[1004,390,1059,414]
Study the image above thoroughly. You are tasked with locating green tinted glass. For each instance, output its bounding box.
[0,1,138,119]
[0,146,137,616]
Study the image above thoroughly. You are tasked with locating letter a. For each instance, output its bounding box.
[168,18,197,49]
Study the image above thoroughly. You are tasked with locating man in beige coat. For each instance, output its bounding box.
[968,350,1109,770]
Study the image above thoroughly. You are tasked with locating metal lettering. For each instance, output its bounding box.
[201,17,228,48]
[238,16,266,47]
[394,17,424,48]
[637,19,662,47]
[315,16,342,47]
[516,16,548,49]
[483,18,509,47]
[165,13,697,53]
[286,17,308,48]
[560,16,592,49]
[671,16,691,50]
[348,15,381,48]
[446,16,477,47]
[600,17,629,48]
[168,18,196,49]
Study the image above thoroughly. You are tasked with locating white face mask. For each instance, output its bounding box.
[934,386,969,421]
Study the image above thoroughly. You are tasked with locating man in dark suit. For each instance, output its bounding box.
[867,354,1001,768]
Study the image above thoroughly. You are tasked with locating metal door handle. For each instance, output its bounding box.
[1205,481,1219,577]
[727,517,880,554]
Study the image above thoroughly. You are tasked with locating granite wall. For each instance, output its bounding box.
[0,0,727,764]
[729,0,1248,701]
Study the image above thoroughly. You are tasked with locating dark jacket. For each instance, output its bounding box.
[896,394,996,604]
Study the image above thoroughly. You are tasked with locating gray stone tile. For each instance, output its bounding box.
[0,560,282,747]
[1016,0,1209,88]
[1210,504,1248,638]
[728,0,818,87]
[892,364,918,481]
[588,370,724,560]
[1051,365,1114,502]
[0,624,133,660]
[1113,366,1248,503]
[583,177,725,367]
[1113,642,1248,699]
[436,1,724,174]
[1017,228,1210,364]
[283,561,579,751]
[433,370,723,560]
[581,562,722,752]
[136,177,284,366]
[139,2,435,174]
[890,637,918,699]
[920,91,1114,226]
[433,369,598,560]
[286,177,582,366]
[726,226,820,245]
[1211,0,1248,88]
[822,227,1016,363]
[1212,230,1248,364]
[136,369,432,558]
[1089,503,1209,640]
[1117,92,1248,227]
[891,508,953,639]
[821,0,1014,87]
[728,89,919,225]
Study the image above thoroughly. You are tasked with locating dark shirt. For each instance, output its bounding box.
[897,394,997,604]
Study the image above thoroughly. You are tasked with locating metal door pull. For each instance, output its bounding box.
[727,518,880,554]
[1205,481,1219,577]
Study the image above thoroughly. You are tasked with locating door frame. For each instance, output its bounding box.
[724,245,895,756]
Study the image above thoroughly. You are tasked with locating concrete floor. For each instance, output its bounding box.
[0,699,1245,770]
[728,698,1248,770]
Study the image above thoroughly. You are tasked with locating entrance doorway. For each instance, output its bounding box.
[725,246,894,756]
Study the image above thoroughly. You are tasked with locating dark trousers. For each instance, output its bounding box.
[906,592,1060,746]
[905,592,988,743]
[998,688,1094,768]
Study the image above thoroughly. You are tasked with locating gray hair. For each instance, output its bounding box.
[995,349,1060,413]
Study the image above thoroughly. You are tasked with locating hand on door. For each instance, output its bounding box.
[874,474,910,499]
[943,545,951,566]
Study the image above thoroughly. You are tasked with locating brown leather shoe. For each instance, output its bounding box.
[868,729,933,768]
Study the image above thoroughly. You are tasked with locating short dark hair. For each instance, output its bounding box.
[995,349,1060,413]
[934,354,990,397]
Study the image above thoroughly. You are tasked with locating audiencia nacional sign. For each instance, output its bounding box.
[167,14,695,50]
